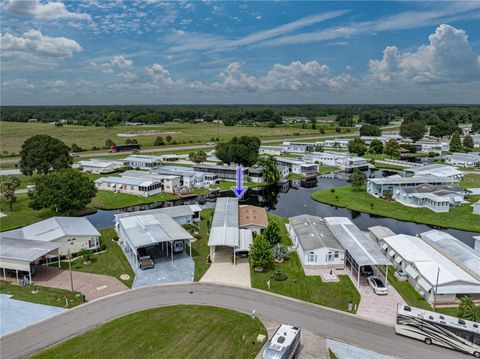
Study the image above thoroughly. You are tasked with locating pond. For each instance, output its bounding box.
[85,169,479,248]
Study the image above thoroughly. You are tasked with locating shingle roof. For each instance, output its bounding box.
[239,205,268,228]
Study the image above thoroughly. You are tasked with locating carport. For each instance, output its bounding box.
[324,217,391,287]
[0,237,60,284]
[117,213,194,268]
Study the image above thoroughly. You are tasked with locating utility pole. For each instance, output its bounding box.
[67,249,74,292]
[433,267,440,311]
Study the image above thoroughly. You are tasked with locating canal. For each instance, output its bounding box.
[85,170,479,247]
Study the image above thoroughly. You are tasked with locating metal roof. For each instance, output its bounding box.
[407,164,463,178]
[118,213,193,249]
[208,197,239,247]
[95,176,158,187]
[401,184,463,194]
[237,229,253,252]
[420,230,480,281]
[78,160,114,168]
[2,217,100,242]
[368,226,396,240]
[324,217,391,266]
[289,215,342,251]
[115,205,196,223]
[368,174,457,185]
[122,170,180,181]
[0,237,60,262]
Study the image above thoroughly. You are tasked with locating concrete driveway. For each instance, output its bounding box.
[129,254,195,288]
[32,266,128,301]
[0,294,65,336]
[200,247,251,287]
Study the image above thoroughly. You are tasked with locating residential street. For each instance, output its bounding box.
[0,283,462,359]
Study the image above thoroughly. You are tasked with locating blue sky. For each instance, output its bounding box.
[1,0,479,105]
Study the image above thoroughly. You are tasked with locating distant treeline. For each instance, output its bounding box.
[1,104,479,127]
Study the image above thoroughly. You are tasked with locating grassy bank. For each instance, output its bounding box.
[0,280,83,308]
[461,173,480,188]
[34,305,267,359]
[91,190,178,210]
[192,209,214,281]
[0,194,96,231]
[251,253,360,313]
[55,228,135,288]
[311,186,480,232]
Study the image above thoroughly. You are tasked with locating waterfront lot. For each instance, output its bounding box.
[0,121,329,154]
[311,186,480,232]
[33,305,267,359]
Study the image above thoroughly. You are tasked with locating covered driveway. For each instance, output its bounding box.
[200,247,251,287]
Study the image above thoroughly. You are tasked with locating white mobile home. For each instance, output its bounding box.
[125,155,159,169]
[2,217,100,257]
[305,152,368,171]
[445,153,480,168]
[95,176,163,197]
[393,184,465,213]
[288,214,345,269]
[259,145,287,156]
[276,157,319,176]
[78,160,121,174]
[367,174,459,197]
[404,164,464,180]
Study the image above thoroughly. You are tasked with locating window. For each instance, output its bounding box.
[89,239,97,248]
[326,252,333,262]
[334,251,339,258]
[309,253,317,263]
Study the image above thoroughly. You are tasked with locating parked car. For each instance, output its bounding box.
[139,256,154,270]
[360,265,374,277]
[70,153,80,158]
[367,276,388,295]
[206,141,216,146]
[26,182,35,190]
[172,240,184,254]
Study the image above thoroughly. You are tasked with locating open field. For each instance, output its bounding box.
[33,305,266,359]
[0,121,334,154]
[0,280,83,308]
[55,228,135,288]
[311,186,480,232]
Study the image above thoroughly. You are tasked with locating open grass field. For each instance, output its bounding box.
[0,280,83,308]
[311,186,480,232]
[251,253,360,313]
[55,228,135,288]
[0,121,331,154]
[33,305,267,359]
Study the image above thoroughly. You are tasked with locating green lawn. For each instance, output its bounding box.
[193,180,270,195]
[251,214,360,313]
[311,186,480,232]
[90,190,178,210]
[0,174,31,189]
[287,172,304,180]
[381,267,459,317]
[372,162,409,171]
[0,194,96,231]
[461,173,480,188]
[267,213,292,246]
[33,305,267,359]
[251,253,360,313]
[0,280,83,308]
[55,228,135,288]
[318,166,340,175]
[192,209,213,281]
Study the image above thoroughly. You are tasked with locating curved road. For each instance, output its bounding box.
[1,283,462,359]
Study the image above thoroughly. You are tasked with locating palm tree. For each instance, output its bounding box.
[257,155,280,184]
[459,296,480,322]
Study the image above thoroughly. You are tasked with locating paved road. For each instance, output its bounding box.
[1,283,462,359]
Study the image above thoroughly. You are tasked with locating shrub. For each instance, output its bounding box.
[272,243,287,261]
[271,268,288,281]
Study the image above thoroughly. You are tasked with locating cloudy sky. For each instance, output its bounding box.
[1,0,479,105]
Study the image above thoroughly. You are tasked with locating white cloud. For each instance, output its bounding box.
[91,55,134,73]
[368,24,480,83]
[1,78,35,91]
[0,30,83,59]
[4,0,91,21]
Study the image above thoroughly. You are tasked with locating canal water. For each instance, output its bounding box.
[85,169,479,247]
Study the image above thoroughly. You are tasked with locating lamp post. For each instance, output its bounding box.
[433,267,440,311]
[67,249,74,292]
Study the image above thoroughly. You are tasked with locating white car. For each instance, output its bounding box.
[367,276,388,295]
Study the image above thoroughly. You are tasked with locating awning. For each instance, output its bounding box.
[405,265,419,279]
[381,243,388,250]
[388,250,395,257]
[417,278,432,292]
[395,256,402,264]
